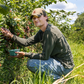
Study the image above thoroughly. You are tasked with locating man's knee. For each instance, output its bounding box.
[26,59,39,73]
[27,59,32,70]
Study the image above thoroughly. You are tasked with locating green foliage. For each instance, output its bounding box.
[66,12,84,43]
[68,27,84,43]
[67,40,84,84]
[47,9,76,31]
[0,4,10,15]
[0,40,83,84]
[62,12,84,43]
[75,12,84,28]
[0,0,77,83]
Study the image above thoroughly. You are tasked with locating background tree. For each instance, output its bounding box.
[74,12,84,29]
[67,12,84,43]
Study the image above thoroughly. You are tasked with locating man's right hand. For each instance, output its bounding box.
[0,27,14,39]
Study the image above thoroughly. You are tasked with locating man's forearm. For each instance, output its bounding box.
[10,34,14,39]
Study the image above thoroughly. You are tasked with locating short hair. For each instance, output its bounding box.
[42,10,49,22]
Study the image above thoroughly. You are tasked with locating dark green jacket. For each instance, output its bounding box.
[12,24,74,68]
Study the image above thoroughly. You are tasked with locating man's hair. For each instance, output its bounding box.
[42,10,49,22]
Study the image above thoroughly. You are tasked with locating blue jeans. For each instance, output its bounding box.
[27,58,73,80]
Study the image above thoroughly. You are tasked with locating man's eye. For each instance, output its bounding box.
[33,17,36,19]
[33,16,39,19]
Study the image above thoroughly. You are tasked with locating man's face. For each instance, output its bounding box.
[32,15,47,27]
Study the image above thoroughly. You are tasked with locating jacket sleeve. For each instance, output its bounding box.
[25,30,55,60]
[12,30,43,46]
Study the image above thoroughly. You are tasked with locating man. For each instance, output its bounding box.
[0,8,74,80]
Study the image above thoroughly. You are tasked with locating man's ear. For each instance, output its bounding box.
[45,16,48,22]
[46,16,48,19]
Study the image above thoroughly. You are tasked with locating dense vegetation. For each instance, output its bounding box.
[0,0,84,84]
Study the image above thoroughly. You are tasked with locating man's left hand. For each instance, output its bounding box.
[10,51,25,58]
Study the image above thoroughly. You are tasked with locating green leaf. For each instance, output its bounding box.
[0,4,10,15]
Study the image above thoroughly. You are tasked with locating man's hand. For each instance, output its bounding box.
[10,51,25,58]
[0,27,13,38]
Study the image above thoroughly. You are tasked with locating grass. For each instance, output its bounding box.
[16,39,84,84]
[0,39,84,84]
[63,39,84,84]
